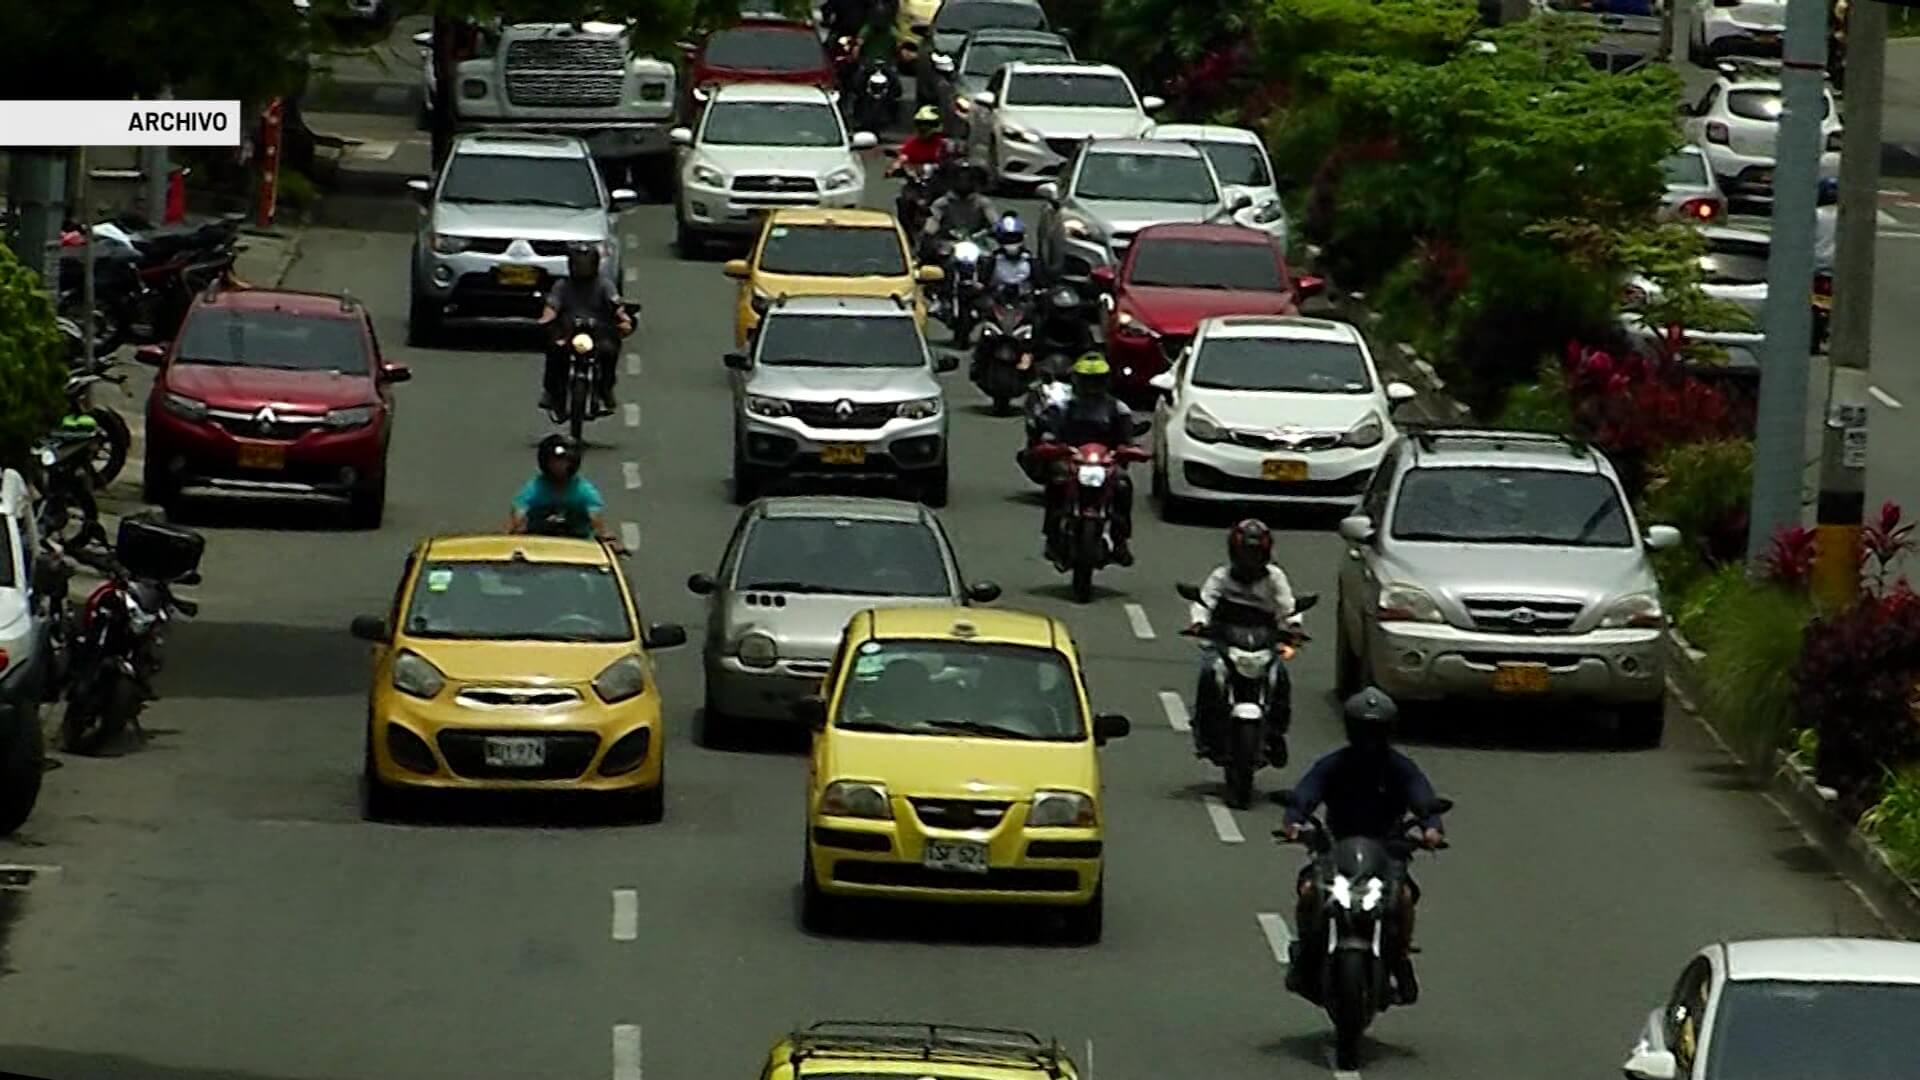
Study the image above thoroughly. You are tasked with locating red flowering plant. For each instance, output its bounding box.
[1560,341,1754,495]
[1763,525,1817,587]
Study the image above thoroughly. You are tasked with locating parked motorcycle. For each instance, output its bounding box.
[971,281,1037,414]
[1178,585,1318,808]
[1276,795,1453,1071]
[57,214,244,349]
[29,418,110,551]
[63,358,134,487]
[1028,438,1150,603]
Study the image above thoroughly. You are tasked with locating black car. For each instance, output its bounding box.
[908,0,1050,109]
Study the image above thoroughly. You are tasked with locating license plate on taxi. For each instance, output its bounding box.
[483,736,546,767]
[1492,663,1550,693]
[1262,458,1307,482]
[923,839,989,874]
[821,444,866,466]
[237,443,285,470]
[496,264,539,287]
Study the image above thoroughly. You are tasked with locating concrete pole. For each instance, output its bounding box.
[1745,0,1829,563]
[1811,0,1885,607]
[5,152,68,300]
[78,148,96,370]
[140,87,173,224]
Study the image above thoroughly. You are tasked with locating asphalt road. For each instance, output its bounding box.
[0,148,1893,1080]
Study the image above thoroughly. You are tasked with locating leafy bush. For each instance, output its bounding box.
[1704,581,1815,763]
[0,246,69,469]
[1797,594,1920,818]
[1491,359,1573,434]
[1674,561,1749,649]
[1641,439,1752,590]
[1562,343,1752,493]
[1859,767,1920,882]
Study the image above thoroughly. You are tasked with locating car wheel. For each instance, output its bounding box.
[623,773,666,825]
[1061,882,1104,945]
[732,436,763,505]
[637,157,674,203]
[0,703,46,837]
[407,288,441,347]
[919,467,949,508]
[348,472,387,530]
[1617,700,1667,749]
[361,732,407,822]
[700,686,740,750]
[800,846,841,934]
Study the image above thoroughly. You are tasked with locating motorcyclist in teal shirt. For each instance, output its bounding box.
[508,435,622,549]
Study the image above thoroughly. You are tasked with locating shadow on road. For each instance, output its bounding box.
[160,620,370,701]
[0,1044,349,1080]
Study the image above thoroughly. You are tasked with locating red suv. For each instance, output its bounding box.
[136,287,411,528]
[681,16,834,116]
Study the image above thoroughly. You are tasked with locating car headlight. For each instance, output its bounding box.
[162,392,208,421]
[691,164,725,187]
[824,167,859,191]
[999,123,1033,143]
[1342,413,1385,448]
[1184,405,1227,443]
[1600,592,1665,629]
[324,405,377,430]
[1028,790,1096,827]
[896,396,940,419]
[746,395,792,418]
[736,631,778,667]
[1377,583,1445,623]
[1062,217,1091,237]
[392,650,446,699]
[592,655,648,703]
[819,780,893,820]
[429,232,472,254]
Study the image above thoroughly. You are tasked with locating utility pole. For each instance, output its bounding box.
[1811,0,1887,606]
[1746,0,1830,562]
[140,87,173,224]
[5,152,68,300]
[78,148,96,370]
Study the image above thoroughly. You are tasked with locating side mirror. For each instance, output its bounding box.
[1645,524,1682,550]
[1093,712,1131,744]
[350,614,390,642]
[1338,515,1376,544]
[406,176,432,198]
[1385,381,1416,404]
[935,353,960,373]
[972,90,996,108]
[176,571,203,586]
[670,127,694,147]
[915,264,946,283]
[1422,796,1454,816]
[609,187,640,211]
[793,695,828,730]
[966,581,1002,603]
[380,362,412,383]
[912,21,932,35]
[644,623,689,650]
[1148,371,1176,393]
[687,572,716,595]
[1140,95,1165,111]
[1229,191,1254,211]
[851,132,880,151]
[134,343,167,367]
[1034,181,1060,203]
[723,258,751,280]
[1175,582,1202,602]
[411,29,433,48]
[1293,274,1326,298]
[1294,592,1320,613]
[1088,265,1115,289]
[723,351,752,371]
[1623,1048,1677,1080]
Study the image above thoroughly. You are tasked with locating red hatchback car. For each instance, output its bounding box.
[681,16,834,116]
[1092,223,1321,405]
[135,287,411,528]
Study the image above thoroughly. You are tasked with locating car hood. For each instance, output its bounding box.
[1186,389,1380,434]
[699,145,856,178]
[398,639,638,684]
[430,202,608,242]
[747,365,939,401]
[1727,2,1785,29]
[955,73,992,98]
[723,592,954,658]
[1077,199,1223,235]
[1118,284,1294,333]
[1379,543,1657,629]
[1002,106,1148,140]
[164,363,375,411]
[699,65,830,86]
[824,726,1096,800]
[750,271,917,304]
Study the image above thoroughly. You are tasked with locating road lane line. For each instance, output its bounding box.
[1871,385,1903,409]
[1256,912,1292,966]
[612,1024,642,1080]
[1202,795,1245,843]
[625,352,642,376]
[621,522,641,552]
[624,403,641,427]
[1124,603,1155,639]
[622,461,643,490]
[611,889,638,941]
[1324,1047,1362,1080]
[1880,209,1899,225]
[1157,690,1191,732]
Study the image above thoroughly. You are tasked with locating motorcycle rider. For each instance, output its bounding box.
[889,106,949,175]
[1280,688,1445,1007]
[536,245,633,414]
[1184,519,1298,764]
[1034,353,1137,567]
[507,435,623,548]
[920,163,998,256]
[982,213,1035,295]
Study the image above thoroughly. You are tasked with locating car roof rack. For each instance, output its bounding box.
[788,1022,1070,1079]
[1404,426,1591,458]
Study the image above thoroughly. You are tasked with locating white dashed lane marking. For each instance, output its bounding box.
[611,889,637,941]
[622,461,642,490]
[623,403,641,427]
[1158,691,1191,732]
[625,352,642,376]
[1124,603,1155,639]
[621,522,641,552]
[1202,795,1245,843]
[612,1024,642,1080]
[1257,912,1293,966]
[1871,386,1903,409]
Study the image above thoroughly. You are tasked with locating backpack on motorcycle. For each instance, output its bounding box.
[115,513,205,583]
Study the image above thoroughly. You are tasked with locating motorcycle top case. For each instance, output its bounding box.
[115,514,205,582]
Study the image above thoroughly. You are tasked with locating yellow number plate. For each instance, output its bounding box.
[821,444,867,465]
[1262,458,1308,482]
[237,443,285,470]
[1812,293,1833,311]
[1492,663,1550,693]
[496,264,539,287]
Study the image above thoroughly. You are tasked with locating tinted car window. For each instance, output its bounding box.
[1194,141,1270,186]
[759,314,925,367]
[759,225,908,277]
[1705,980,1920,1080]
[935,2,1047,33]
[703,101,843,147]
[441,154,600,209]
[1005,72,1135,108]
[1127,238,1283,292]
[836,641,1083,740]
[176,310,372,374]
[1075,153,1216,202]
[1391,467,1635,547]
[1727,89,1828,122]
[403,561,633,642]
[703,27,825,70]
[1663,152,1710,186]
[962,40,1069,75]
[735,518,951,597]
[1192,338,1373,394]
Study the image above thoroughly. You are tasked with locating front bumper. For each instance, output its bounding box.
[1362,621,1666,704]
[809,803,1102,906]
[678,177,865,237]
[1165,426,1383,506]
[738,412,947,481]
[1704,147,1841,200]
[369,689,664,793]
[705,652,832,721]
[412,245,622,325]
[147,407,385,501]
[990,132,1067,184]
[457,119,673,161]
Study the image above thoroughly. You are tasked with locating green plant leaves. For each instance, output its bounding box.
[0,247,68,471]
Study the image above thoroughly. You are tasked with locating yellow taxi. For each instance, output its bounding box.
[351,535,688,822]
[795,607,1130,942]
[724,208,943,348]
[764,1022,1082,1080]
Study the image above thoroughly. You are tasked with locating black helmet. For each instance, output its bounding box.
[566,244,601,282]
[1227,518,1272,581]
[1342,688,1398,754]
[952,164,981,192]
[538,433,581,478]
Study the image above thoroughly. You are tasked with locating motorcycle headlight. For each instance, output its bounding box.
[1329,872,1354,909]
[1077,463,1110,487]
[324,405,377,430]
[392,650,446,700]
[746,395,792,418]
[1377,583,1445,623]
[162,392,208,421]
[691,164,725,188]
[1226,646,1272,678]
[1342,413,1385,448]
[819,779,893,820]
[952,240,982,264]
[1600,592,1664,629]
[592,655,647,703]
[1184,406,1227,443]
[824,167,859,191]
[736,631,778,667]
[867,70,890,86]
[36,446,57,467]
[896,396,941,420]
[1000,123,1034,143]
[429,232,472,254]
[1028,790,1096,828]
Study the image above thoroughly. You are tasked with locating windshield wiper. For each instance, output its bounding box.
[441,195,514,204]
[925,718,1038,740]
[176,356,245,366]
[836,719,914,734]
[766,357,849,367]
[1569,500,1620,545]
[739,580,833,593]
[513,198,596,209]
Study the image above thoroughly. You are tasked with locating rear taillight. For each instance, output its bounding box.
[0,649,8,672]
[1706,121,1731,145]
[1681,197,1722,222]
[1814,273,1833,297]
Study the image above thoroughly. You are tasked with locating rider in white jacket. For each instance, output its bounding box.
[1185,519,1298,760]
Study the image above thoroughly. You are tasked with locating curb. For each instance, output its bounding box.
[1662,631,1920,938]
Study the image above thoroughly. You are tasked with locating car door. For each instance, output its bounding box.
[1682,84,1719,144]
[968,66,1009,161]
[709,509,755,656]
[1339,446,1400,649]
[1664,956,1714,1080]
[1153,343,1192,468]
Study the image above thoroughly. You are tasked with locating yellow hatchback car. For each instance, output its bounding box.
[796,607,1130,942]
[763,1022,1082,1080]
[351,535,688,822]
[725,208,943,348]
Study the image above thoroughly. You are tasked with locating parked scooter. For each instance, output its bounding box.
[1028,437,1150,603]
[1178,585,1317,808]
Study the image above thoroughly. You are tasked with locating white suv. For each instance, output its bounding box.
[671,82,877,253]
[1681,60,1842,201]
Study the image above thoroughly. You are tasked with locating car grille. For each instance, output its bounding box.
[436,729,601,780]
[790,400,898,428]
[832,862,1081,892]
[1461,597,1585,634]
[457,237,513,255]
[733,174,819,195]
[1045,138,1082,161]
[504,37,624,108]
[454,687,582,709]
[205,408,325,440]
[1229,430,1343,452]
[529,239,575,257]
[785,659,833,677]
[908,797,1012,830]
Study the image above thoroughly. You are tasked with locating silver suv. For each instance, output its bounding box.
[407,131,639,345]
[723,295,958,506]
[1332,429,1681,745]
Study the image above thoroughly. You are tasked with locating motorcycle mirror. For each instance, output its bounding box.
[722,351,751,371]
[1174,582,1202,602]
[1293,592,1319,613]
[350,614,390,642]
[176,571,203,586]
[1131,416,1152,437]
[966,580,1002,603]
[934,353,960,373]
[134,344,168,367]
[686,572,716,595]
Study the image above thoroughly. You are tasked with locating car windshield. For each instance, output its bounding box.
[1192,338,1373,394]
[439,154,600,209]
[1391,467,1635,547]
[1702,237,1770,285]
[936,2,1047,33]
[702,101,843,147]
[175,309,371,373]
[1192,140,1270,186]
[1663,151,1710,187]
[759,225,908,277]
[702,27,824,70]
[835,641,1084,740]
[1075,153,1216,203]
[735,518,952,597]
[1005,71,1135,108]
[401,561,633,642]
[1704,980,1920,1080]
[1728,89,1827,122]
[1127,239,1284,292]
[962,40,1068,75]
[759,314,925,367]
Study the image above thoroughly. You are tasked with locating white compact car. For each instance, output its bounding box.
[1148,316,1415,514]
[1146,122,1290,247]
[964,60,1162,187]
[1624,224,1770,326]
[1681,60,1842,201]
[1687,0,1785,63]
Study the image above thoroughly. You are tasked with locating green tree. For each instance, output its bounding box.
[0,248,69,471]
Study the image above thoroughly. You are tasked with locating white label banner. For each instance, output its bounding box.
[0,101,243,146]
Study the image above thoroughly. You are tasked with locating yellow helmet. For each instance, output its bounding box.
[914,105,940,126]
[1072,353,1110,378]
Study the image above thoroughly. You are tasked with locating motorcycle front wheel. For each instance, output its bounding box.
[1071,517,1101,603]
[1328,950,1374,1071]
[568,374,590,442]
[88,406,132,486]
[59,675,115,754]
[1226,720,1260,810]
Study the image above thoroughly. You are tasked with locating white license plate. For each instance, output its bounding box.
[923,839,989,873]
[483,736,546,767]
